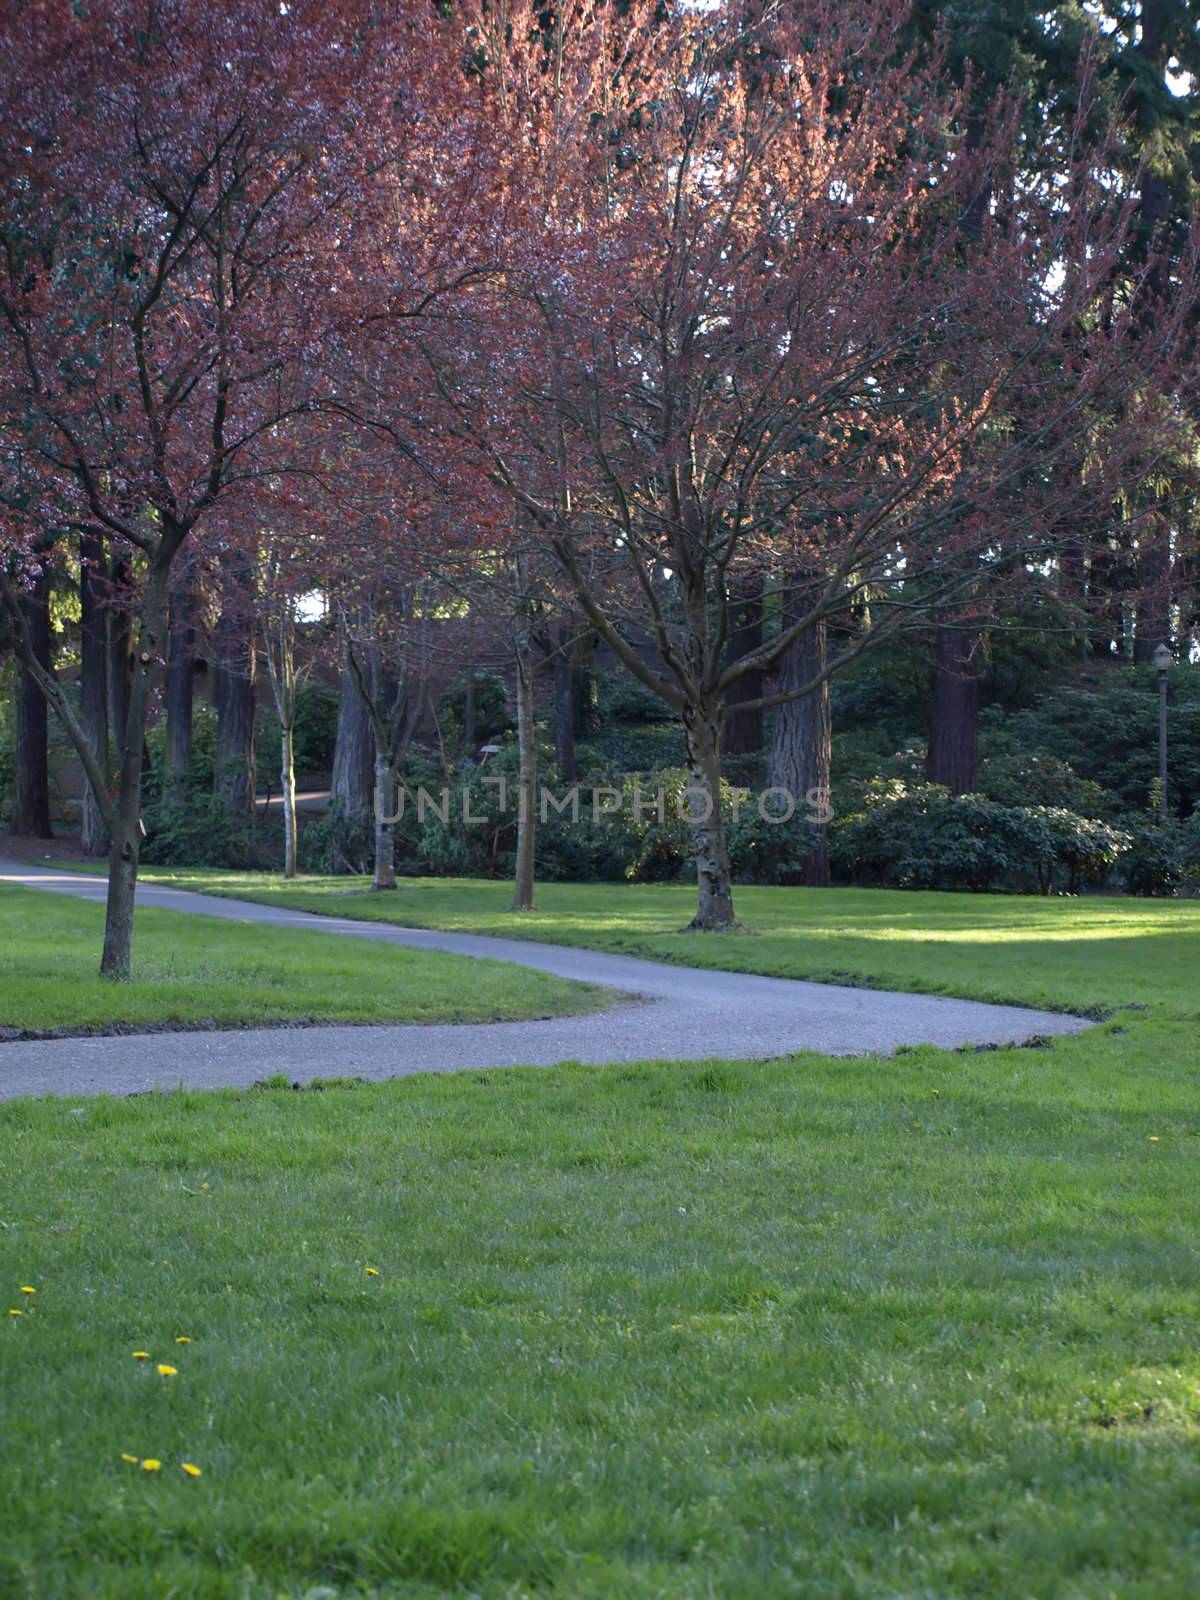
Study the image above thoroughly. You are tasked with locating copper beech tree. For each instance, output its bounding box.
[0,0,488,976]
[417,0,1196,929]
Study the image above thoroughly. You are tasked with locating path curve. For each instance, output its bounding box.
[0,860,1090,1099]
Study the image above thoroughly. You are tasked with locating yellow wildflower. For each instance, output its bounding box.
[365,1266,380,1277]
[181,1462,203,1478]
[19,1286,35,1295]
[174,1336,192,1344]
[120,1453,138,1465]
[131,1350,150,1360]
[8,1309,21,1318]
[156,1363,177,1377]
[141,1459,161,1472]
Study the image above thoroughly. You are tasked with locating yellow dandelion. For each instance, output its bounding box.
[156,1363,177,1377]
[131,1350,150,1360]
[1149,1136,1160,1142]
[174,1336,192,1344]
[141,1458,161,1472]
[181,1462,203,1478]
[8,1309,22,1318]
[365,1266,380,1277]
[120,1453,139,1465]
[19,1286,36,1295]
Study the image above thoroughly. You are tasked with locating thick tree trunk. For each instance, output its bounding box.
[372,752,398,891]
[553,622,577,782]
[721,576,764,758]
[926,624,979,794]
[331,665,374,813]
[10,567,53,838]
[101,555,174,980]
[769,586,830,887]
[281,723,298,879]
[79,531,110,856]
[165,565,195,789]
[512,636,537,911]
[213,611,257,818]
[683,703,736,930]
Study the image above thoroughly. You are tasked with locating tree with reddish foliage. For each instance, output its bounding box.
[418,0,1196,929]
[0,0,484,975]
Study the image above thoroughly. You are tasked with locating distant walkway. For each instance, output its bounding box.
[0,859,1090,1099]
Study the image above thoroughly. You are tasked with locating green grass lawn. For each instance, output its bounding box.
[2,873,1199,1594]
[0,883,606,1035]
[130,867,1200,1014]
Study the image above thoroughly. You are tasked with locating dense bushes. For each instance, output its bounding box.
[827,781,1195,895]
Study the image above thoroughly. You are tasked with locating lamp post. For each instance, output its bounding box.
[1153,642,1171,822]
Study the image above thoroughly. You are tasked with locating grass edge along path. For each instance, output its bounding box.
[119,866,1200,1018]
[0,881,611,1037]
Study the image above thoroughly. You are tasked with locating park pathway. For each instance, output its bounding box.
[0,859,1090,1099]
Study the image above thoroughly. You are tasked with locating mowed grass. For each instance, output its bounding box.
[0,883,607,1034]
[133,867,1200,1014]
[2,1021,1198,1597]
[2,875,1199,1595]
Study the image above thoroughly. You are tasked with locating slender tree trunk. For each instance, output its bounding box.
[721,576,764,758]
[683,701,736,930]
[165,563,195,790]
[769,582,830,886]
[512,633,537,911]
[101,555,175,979]
[107,555,133,761]
[372,752,398,890]
[79,531,110,856]
[331,664,374,812]
[281,723,298,880]
[552,622,577,782]
[926,624,979,794]
[213,624,257,819]
[10,566,54,838]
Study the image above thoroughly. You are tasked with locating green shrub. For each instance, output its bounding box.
[1120,818,1200,897]
[977,750,1114,819]
[830,783,1133,894]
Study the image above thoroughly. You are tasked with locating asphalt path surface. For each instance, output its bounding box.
[0,859,1090,1099]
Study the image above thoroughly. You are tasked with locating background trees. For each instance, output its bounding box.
[3,0,1198,955]
[0,0,476,972]
[419,0,1195,926]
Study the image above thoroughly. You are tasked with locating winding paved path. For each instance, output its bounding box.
[0,859,1090,1099]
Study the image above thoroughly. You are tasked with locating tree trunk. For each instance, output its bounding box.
[213,611,257,818]
[107,555,133,762]
[331,665,374,812]
[512,635,537,911]
[721,576,764,758]
[926,624,979,794]
[372,752,398,890]
[769,584,830,887]
[553,622,577,782]
[10,567,54,838]
[101,555,174,980]
[165,564,195,789]
[281,723,298,879]
[684,703,736,930]
[79,531,110,856]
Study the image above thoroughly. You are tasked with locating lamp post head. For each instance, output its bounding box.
[1153,643,1172,674]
